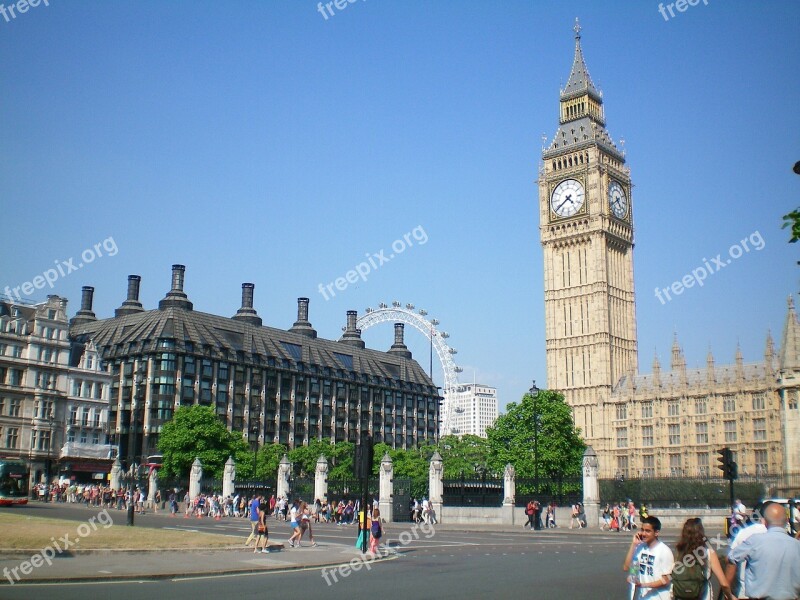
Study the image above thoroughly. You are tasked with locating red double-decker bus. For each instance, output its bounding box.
[0,460,29,506]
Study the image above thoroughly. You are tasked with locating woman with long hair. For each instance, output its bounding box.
[254,503,269,553]
[298,501,318,547]
[369,507,383,554]
[673,518,733,600]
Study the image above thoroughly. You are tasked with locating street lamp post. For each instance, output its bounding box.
[529,380,539,492]
[125,465,133,526]
[125,376,146,526]
[250,425,259,479]
[124,462,140,526]
[28,445,34,499]
[44,412,54,503]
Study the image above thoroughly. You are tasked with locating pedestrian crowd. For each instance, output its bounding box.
[241,494,388,556]
[33,481,154,513]
[523,500,559,529]
[602,499,644,532]
[623,497,800,600]
[409,498,438,524]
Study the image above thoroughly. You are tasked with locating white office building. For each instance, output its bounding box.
[448,384,498,438]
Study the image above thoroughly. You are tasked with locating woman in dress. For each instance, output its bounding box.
[369,508,383,554]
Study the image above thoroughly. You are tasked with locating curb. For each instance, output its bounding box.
[0,544,283,557]
[0,550,398,585]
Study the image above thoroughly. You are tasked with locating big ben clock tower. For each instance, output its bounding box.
[539,20,638,453]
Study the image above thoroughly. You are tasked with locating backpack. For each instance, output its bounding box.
[371,520,382,538]
[671,557,707,600]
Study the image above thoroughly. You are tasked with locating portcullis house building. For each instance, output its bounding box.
[69,265,440,466]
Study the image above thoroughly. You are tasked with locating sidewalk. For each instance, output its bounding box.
[0,542,393,585]
[0,505,691,584]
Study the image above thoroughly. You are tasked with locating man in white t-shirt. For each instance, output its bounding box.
[622,516,674,600]
[733,499,748,525]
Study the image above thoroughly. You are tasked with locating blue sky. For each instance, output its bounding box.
[2,1,798,412]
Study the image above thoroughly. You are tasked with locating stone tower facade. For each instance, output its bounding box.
[538,22,800,478]
[539,20,637,453]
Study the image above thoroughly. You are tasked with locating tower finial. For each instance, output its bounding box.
[574,17,581,40]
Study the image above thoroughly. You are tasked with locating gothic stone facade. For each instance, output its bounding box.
[539,23,800,478]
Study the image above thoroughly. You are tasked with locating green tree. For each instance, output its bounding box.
[486,389,584,480]
[328,441,355,480]
[157,405,248,479]
[372,441,432,499]
[235,443,287,480]
[783,208,800,244]
[286,439,354,479]
[437,434,491,478]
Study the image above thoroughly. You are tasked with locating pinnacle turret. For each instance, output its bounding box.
[561,18,602,102]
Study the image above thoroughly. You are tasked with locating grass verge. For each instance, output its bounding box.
[0,511,241,550]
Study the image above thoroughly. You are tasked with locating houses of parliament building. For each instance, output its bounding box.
[538,22,799,479]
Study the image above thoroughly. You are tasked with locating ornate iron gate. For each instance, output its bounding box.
[290,477,315,502]
[392,477,413,522]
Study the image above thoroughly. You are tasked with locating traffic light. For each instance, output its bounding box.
[716,447,737,481]
[353,433,374,479]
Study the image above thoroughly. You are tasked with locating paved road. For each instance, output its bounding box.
[2,532,634,599]
[1,503,730,599]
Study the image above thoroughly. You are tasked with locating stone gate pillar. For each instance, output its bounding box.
[379,452,393,522]
[314,455,329,502]
[223,456,236,499]
[277,454,291,500]
[429,451,443,523]
[189,457,203,502]
[583,446,600,529]
[148,467,158,506]
[502,463,516,524]
[110,458,122,491]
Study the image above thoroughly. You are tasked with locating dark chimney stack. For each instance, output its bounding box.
[115,275,145,317]
[80,286,94,312]
[158,264,193,311]
[171,264,185,292]
[388,322,412,359]
[339,310,365,349]
[232,283,263,327]
[242,283,254,309]
[70,286,97,328]
[127,275,141,301]
[289,297,317,338]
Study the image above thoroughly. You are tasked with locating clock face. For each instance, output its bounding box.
[608,180,628,219]
[550,179,585,218]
